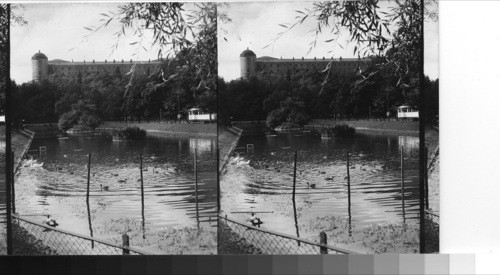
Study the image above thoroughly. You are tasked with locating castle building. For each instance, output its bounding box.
[240,48,370,79]
[31,51,163,82]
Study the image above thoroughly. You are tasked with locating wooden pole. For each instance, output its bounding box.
[86,153,94,248]
[346,151,352,237]
[292,151,297,202]
[122,234,130,255]
[425,147,429,209]
[140,154,144,209]
[194,147,199,223]
[11,151,15,214]
[319,231,328,254]
[86,153,91,204]
[292,151,300,245]
[140,154,145,239]
[217,148,220,213]
[401,146,406,221]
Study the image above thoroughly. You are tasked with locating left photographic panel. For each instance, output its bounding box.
[9,3,217,255]
[0,4,8,256]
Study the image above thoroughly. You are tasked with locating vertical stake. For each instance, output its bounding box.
[140,154,145,238]
[292,151,297,201]
[194,147,199,224]
[401,146,406,222]
[122,234,130,255]
[86,153,91,204]
[217,148,220,213]
[140,154,144,208]
[346,151,352,237]
[425,147,429,209]
[11,151,15,214]
[320,231,328,254]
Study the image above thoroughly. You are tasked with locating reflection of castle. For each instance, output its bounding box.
[189,138,215,155]
[240,48,370,79]
[398,136,419,151]
[31,51,162,82]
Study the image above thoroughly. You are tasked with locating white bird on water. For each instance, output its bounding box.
[44,215,59,227]
[247,213,263,227]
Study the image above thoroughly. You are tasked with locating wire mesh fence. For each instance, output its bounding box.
[12,214,152,255]
[219,215,355,255]
[424,209,439,224]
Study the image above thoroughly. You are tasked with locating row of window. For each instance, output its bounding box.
[50,65,161,72]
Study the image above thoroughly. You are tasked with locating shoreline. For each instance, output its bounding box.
[308,119,419,136]
[218,127,242,173]
[99,121,217,138]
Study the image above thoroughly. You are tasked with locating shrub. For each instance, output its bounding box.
[332,124,356,137]
[266,109,286,129]
[113,126,147,140]
[320,124,356,138]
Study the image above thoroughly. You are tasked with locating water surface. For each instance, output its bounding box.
[221,132,419,240]
[16,134,217,253]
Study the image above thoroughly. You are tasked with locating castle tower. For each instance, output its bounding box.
[240,48,256,79]
[32,51,49,83]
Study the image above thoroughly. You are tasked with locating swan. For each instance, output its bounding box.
[307,182,316,189]
[247,213,263,228]
[44,215,59,227]
[237,159,250,166]
[100,184,109,191]
[30,161,44,168]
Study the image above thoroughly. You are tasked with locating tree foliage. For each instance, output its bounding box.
[278,0,438,108]
[86,3,217,113]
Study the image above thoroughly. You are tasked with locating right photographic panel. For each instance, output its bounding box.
[218,0,439,254]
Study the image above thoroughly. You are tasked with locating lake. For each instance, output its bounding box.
[15,134,217,254]
[221,131,420,251]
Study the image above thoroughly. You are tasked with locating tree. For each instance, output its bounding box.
[88,3,217,114]
[280,0,437,108]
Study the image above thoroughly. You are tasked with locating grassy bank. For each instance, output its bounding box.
[425,126,439,213]
[218,220,262,255]
[218,127,241,172]
[305,216,419,254]
[100,121,216,137]
[309,119,419,136]
[12,222,58,255]
[12,131,32,172]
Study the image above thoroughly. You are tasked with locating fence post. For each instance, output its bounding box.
[86,153,91,204]
[401,146,406,220]
[425,147,429,209]
[194,147,199,222]
[122,234,130,255]
[11,151,15,214]
[320,231,328,254]
[346,151,351,209]
[292,151,297,202]
[346,151,352,237]
[217,148,220,213]
[140,154,144,209]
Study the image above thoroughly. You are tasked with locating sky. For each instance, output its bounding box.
[11,2,439,83]
[218,2,439,81]
[11,3,160,83]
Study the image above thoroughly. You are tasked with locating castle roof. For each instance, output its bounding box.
[32,51,48,60]
[240,48,256,57]
[47,59,164,66]
[256,56,367,63]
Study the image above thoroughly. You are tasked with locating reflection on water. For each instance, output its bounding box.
[221,132,419,238]
[16,135,217,253]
